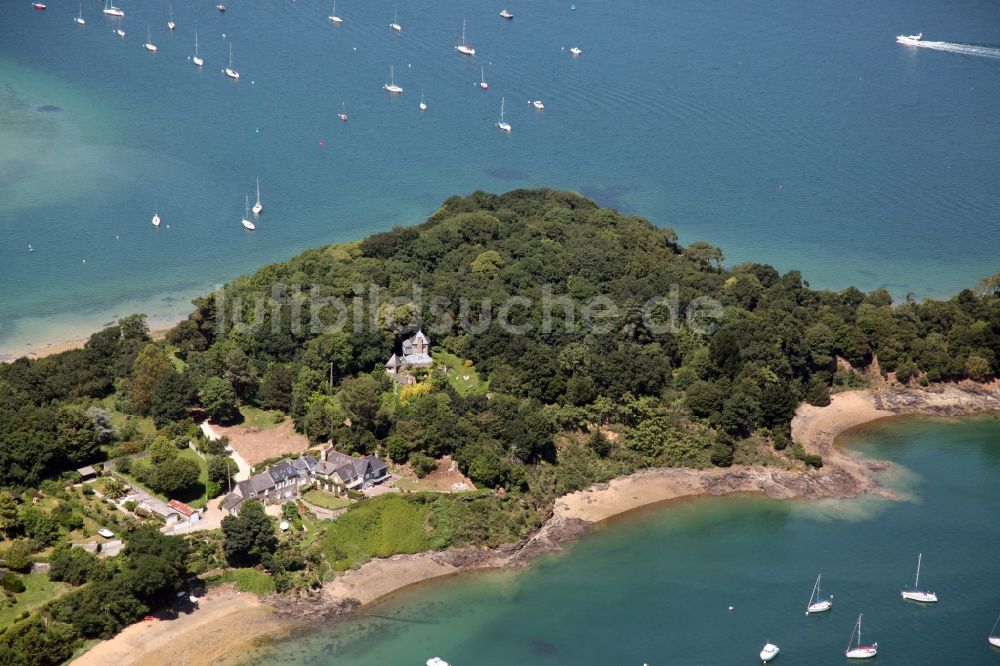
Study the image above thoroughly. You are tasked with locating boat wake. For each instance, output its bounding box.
[897,36,1000,60]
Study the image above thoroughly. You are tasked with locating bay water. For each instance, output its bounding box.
[250,417,1000,665]
[2,0,1000,354]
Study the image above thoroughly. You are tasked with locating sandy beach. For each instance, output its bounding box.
[71,383,1000,665]
[1,327,172,362]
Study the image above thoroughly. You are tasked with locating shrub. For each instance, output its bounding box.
[410,453,437,478]
[1,573,25,594]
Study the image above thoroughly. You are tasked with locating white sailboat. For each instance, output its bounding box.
[455,19,475,56]
[383,65,402,94]
[389,7,401,32]
[339,101,348,121]
[989,614,1000,648]
[241,195,255,230]
[74,2,85,25]
[252,179,263,215]
[805,574,832,614]
[225,41,239,79]
[759,642,779,663]
[479,66,489,90]
[900,553,938,603]
[328,0,342,23]
[844,614,877,659]
[102,0,124,17]
[114,18,125,37]
[419,89,427,111]
[167,5,175,30]
[143,26,157,52]
[192,31,204,67]
[495,96,511,132]
[151,204,161,227]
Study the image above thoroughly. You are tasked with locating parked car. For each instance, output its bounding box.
[97,528,114,538]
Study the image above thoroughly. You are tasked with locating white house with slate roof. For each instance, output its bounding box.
[221,451,388,514]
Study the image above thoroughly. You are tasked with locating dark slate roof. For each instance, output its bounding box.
[221,493,244,512]
[385,353,401,369]
[335,463,359,484]
[250,471,276,493]
[365,455,389,475]
[268,460,296,483]
[77,465,97,476]
[236,479,255,498]
[292,455,318,473]
[313,460,338,477]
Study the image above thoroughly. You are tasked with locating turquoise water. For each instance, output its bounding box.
[251,417,1000,665]
[2,0,999,353]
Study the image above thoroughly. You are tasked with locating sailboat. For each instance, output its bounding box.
[989,614,1000,648]
[479,66,489,90]
[495,96,511,132]
[225,42,239,79]
[383,65,402,94]
[74,2,85,25]
[192,31,204,67]
[338,102,348,121]
[389,7,401,32]
[900,553,938,603]
[328,0,342,23]
[805,574,832,614]
[114,18,125,37]
[419,89,427,111]
[241,195,255,230]
[844,614,877,659]
[759,642,779,663]
[252,179,263,215]
[455,19,475,56]
[167,5,175,30]
[151,204,161,228]
[143,25,157,52]
[102,0,124,17]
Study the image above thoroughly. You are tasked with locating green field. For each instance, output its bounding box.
[432,351,487,396]
[319,494,444,570]
[302,491,352,511]
[239,405,286,430]
[0,573,68,626]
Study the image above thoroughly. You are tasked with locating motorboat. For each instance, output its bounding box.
[569,46,582,56]
[217,4,226,12]
[760,643,779,663]
[426,659,450,666]
[500,9,513,19]
[532,100,544,110]
[896,33,923,45]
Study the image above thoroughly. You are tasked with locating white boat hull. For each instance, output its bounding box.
[455,45,475,56]
[901,590,938,603]
[384,84,403,94]
[193,56,204,67]
[389,22,401,31]
[144,43,157,52]
[115,29,125,37]
[496,122,511,133]
[252,203,263,215]
[74,17,85,25]
[807,600,832,614]
[225,68,240,79]
[103,8,124,16]
[760,644,779,662]
[989,636,1000,648]
[242,219,255,230]
[845,646,877,659]
[329,16,342,23]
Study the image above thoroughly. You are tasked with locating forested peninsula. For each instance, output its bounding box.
[1,189,998,665]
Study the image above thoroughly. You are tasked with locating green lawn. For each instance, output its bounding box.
[0,573,69,626]
[302,491,351,511]
[433,351,487,396]
[239,405,285,430]
[122,447,209,509]
[229,568,275,595]
[319,494,444,571]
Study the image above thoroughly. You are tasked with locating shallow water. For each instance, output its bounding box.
[2,0,1000,353]
[250,417,1000,665]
